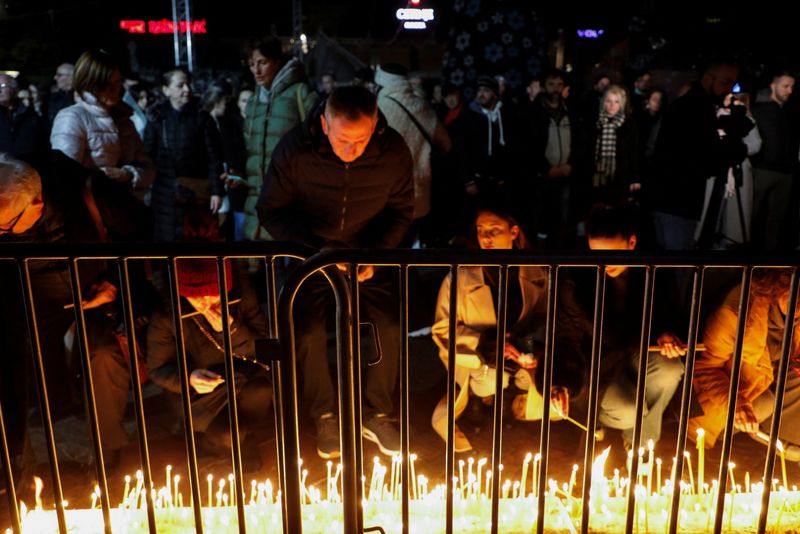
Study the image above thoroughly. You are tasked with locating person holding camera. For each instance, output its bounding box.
[430,206,565,453]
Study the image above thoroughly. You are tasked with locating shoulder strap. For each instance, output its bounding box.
[296,84,306,122]
[385,94,434,147]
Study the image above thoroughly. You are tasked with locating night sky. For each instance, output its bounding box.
[0,0,796,80]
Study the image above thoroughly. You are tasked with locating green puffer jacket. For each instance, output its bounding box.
[243,58,318,240]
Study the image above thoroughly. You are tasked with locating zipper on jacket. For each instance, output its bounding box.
[340,163,349,237]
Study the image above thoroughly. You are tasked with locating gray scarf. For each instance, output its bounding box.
[594,110,625,187]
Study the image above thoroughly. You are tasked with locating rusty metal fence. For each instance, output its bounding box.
[1,244,799,534]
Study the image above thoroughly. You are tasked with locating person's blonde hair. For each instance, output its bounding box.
[73,49,120,97]
[603,84,631,116]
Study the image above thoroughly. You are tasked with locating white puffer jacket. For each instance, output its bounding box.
[51,92,154,194]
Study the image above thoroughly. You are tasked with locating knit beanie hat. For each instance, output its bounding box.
[177,258,233,298]
[477,75,499,95]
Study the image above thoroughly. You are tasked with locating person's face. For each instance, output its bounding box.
[635,73,652,92]
[237,90,253,117]
[703,65,739,98]
[527,80,542,101]
[587,234,637,278]
[475,212,519,250]
[185,294,222,316]
[432,84,443,102]
[545,76,564,100]
[320,109,378,163]
[321,74,336,94]
[163,72,192,110]
[17,89,31,108]
[95,69,123,108]
[444,91,460,109]
[54,65,73,91]
[249,50,281,88]
[476,86,498,109]
[604,92,623,117]
[595,77,611,93]
[136,90,150,110]
[0,76,16,108]
[771,76,795,105]
[0,194,44,235]
[647,91,663,113]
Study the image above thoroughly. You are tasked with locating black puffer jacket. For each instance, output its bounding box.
[257,103,414,249]
[144,98,224,241]
[0,103,48,167]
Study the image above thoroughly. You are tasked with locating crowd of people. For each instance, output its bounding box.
[2,39,800,483]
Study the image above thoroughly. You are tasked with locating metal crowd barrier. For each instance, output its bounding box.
[1,245,799,534]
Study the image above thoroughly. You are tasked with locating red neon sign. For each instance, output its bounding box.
[119,19,207,34]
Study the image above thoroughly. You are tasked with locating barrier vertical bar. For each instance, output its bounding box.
[216,257,247,533]
[536,266,559,534]
[67,259,111,533]
[668,267,705,534]
[624,265,655,534]
[167,258,204,534]
[399,265,410,534]
[348,264,365,528]
[490,265,509,534]
[0,400,21,533]
[757,267,800,534]
[713,266,753,534]
[117,259,157,534]
[445,265,458,534]
[19,259,67,533]
[580,266,607,534]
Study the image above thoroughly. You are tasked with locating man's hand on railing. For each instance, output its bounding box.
[657,332,687,358]
[733,402,759,434]
[81,279,118,310]
[190,368,225,394]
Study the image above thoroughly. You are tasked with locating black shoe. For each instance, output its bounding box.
[315,413,341,459]
[362,414,401,457]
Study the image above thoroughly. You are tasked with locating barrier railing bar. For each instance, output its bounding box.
[346,264,365,533]
[216,257,247,533]
[713,266,753,533]
[166,258,204,534]
[668,267,705,534]
[329,265,356,533]
[757,267,800,534]
[117,258,157,533]
[19,259,67,534]
[399,265,410,534]
[624,265,655,534]
[445,264,458,534]
[580,266,606,534]
[0,396,20,533]
[536,266,559,534]
[489,265,509,534]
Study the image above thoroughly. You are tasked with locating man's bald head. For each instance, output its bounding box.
[54,63,75,91]
[0,74,17,109]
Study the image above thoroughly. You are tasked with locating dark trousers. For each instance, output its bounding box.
[293,272,400,421]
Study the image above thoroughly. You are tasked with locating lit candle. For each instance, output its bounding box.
[174,475,181,508]
[410,454,418,501]
[745,472,750,494]
[684,452,694,495]
[485,471,492,499]
[728,462,736,493]
[520,453,532,500]
[568,464,579,498]
[777,440,789,491]
[166,465,172,504]
[502,479,511,499]
[459,459,465,497]
[250,480,257,505]
[513,481,520,500]
[656,459,662,494]
[477,458,487,501]
[122,475,131,507]
[533,454,541,498]
[207,474,213,508]
[638,447,645,488]
[369,457,380,501]
[697,428,705,495]
[334,463,343,502]
[34,477,44,510]
[327,461,333,501]
[217,479,225,507]
[467,457,475,499]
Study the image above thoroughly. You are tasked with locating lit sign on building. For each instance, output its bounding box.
[120,19,208,35]
[576,29,605,39]
[396,8,435,30]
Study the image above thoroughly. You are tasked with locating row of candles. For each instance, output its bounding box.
[8,428,800,533]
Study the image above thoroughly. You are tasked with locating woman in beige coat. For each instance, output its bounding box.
[431,208,568,452]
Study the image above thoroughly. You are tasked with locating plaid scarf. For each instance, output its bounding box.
[593,110,626,187]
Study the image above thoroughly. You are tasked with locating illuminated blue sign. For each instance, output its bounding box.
[577,29,605,39]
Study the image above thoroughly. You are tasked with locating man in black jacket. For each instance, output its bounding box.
[0,73,48,167]
[752,71,798,251]
[258,86,414,459]
[648,59,748,250]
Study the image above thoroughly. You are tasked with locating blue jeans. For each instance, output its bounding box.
[652,211,698,251]
[598,351,684,444]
